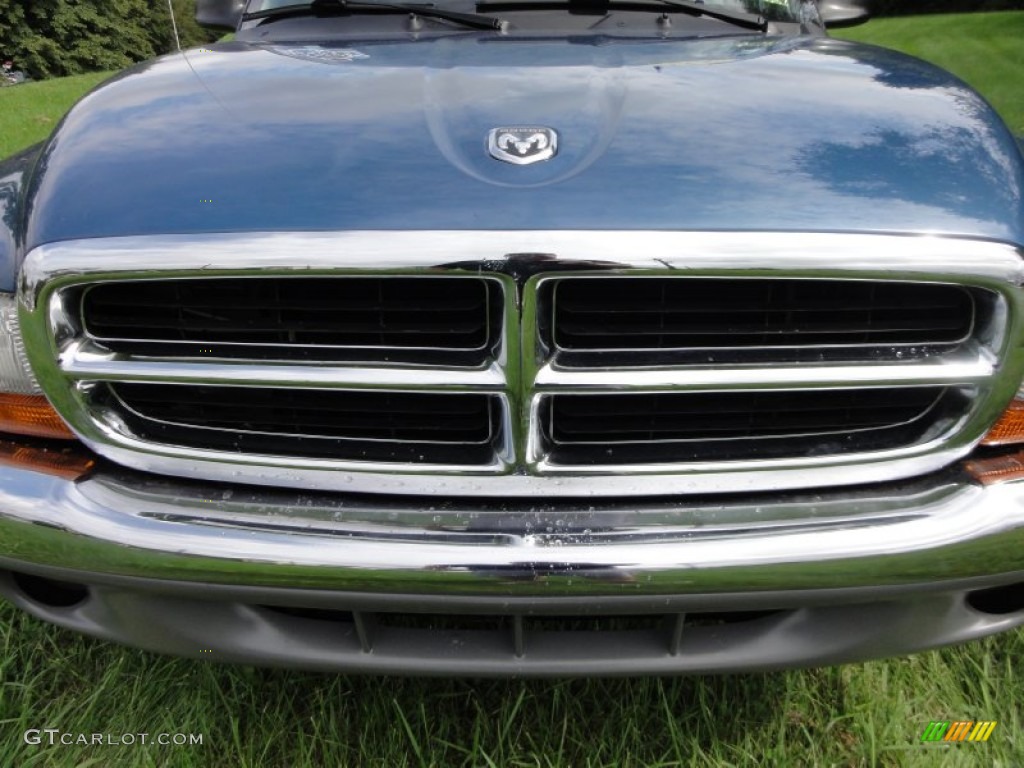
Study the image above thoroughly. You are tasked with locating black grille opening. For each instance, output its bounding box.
[966,582,1024,615]
[251,606,789,659]
[547,278,977,365]
[257,608,784,634]
[261,606,357,623]
[374,613,509,632]
[12,572,90,608]
[541,387,962,464]
[682,610,782,627]
[107,384,503,465]
[81,277,500,366]
[521,614,670,632]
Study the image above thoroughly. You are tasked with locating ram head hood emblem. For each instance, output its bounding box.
[487,126,558,165]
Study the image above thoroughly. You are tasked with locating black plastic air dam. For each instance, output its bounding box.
[3,569,1024,676]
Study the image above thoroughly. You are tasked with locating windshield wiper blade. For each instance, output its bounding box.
[477,0,765,30]
[646,0,765,30]
[243,0,508,30]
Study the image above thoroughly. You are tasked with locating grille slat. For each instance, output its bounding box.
[557,318,969,336]
[551,278,974,357]
[91,295,487,312]
[559,302,968,314]
[86,317,485,337]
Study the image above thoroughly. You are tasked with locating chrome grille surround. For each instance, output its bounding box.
[19,231,1024,497]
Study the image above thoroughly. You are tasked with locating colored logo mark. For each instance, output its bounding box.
[920,721,997,743]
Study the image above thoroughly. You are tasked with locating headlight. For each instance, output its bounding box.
[0,294,75,439]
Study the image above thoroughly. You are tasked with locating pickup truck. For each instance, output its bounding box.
[1,0,1023,675]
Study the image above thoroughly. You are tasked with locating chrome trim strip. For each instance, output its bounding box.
[2,462,1024,594]
[19,231,1024,497]
[20,232,1024,306]
[48,431,979,491]
[61,341,508,390]
[534,351,994,390]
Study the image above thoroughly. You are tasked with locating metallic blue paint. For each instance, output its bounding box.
[19,34,1024,256]
[0,144,41,293]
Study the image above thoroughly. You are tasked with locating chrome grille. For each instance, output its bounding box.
[19,231,1024,497]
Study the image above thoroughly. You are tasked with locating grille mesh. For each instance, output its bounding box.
[542,387,959,463]
[550,278,974,362]
[82,277,497,364]
[108,383,502,464]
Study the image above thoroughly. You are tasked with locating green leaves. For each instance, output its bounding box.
[0,0,217,80]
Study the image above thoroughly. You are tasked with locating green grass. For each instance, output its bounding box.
[834,10,1024,135]
[0,71,114,160]
[1,602,1022,766]
[2,12,1024,767]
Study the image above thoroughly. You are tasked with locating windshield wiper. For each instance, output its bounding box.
[243,0,508,30]
[647,0,765,30]
[477,0,765,31]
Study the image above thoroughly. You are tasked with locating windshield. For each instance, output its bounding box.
[244,0,805,23]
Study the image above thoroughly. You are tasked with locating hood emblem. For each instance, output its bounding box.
[487,127,558,165]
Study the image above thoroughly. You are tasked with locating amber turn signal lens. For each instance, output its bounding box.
[0,393,75,439]
[981,399,1024,446]
[0,439,94,480]
[965,451,1024,486]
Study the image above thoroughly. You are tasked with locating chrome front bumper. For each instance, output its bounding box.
[3,456,1024,674]
[2,460,1024,594]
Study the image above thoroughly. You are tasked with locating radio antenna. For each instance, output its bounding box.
[167,0,183,51]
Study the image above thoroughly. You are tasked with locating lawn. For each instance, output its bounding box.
[0,71,115,160]
[2,11,1024,768]
[833,10,1024,135]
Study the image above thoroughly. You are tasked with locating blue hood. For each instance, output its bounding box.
[22,34,1024,250]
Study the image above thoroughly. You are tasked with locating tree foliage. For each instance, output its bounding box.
[2,0,1023,80]
[0,0,217,80]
